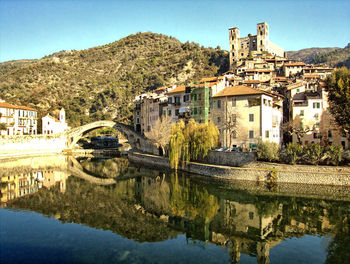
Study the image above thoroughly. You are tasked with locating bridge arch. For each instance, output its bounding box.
[65,121,159,155]
[66,121,116,149]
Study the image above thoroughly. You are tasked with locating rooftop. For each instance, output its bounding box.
[0,101,36,111]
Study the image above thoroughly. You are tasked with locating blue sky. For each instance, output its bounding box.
[0,0,349,62]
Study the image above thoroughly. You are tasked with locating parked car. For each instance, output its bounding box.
[217,147,229,152]
[231,147,242,152]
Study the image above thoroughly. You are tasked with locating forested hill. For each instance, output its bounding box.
[0,32,229,127]
[287,43,350,68]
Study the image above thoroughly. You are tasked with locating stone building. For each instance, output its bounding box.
[211,85,283,149]
[229,22,285,70]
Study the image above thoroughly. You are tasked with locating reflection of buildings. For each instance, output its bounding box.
[0,169,68,207]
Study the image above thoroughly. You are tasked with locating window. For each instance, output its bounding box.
[232,98,236,107]
[265,130,269,138]
[313,102,321,109]
[217,117,221,123]
[300,110,304,116]
[183,95,189,102]
[217,100,221,109]
[175,96,180,103]
[168,97,172,104]
[249,212,254,220]
[328,130,332,138]
[249,114,254,122]
[168,109,172,116]
[198,94,201,101]
[249,130,254,139]
[175,109,179,116]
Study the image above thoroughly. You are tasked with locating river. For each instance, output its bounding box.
[0,155,349,264]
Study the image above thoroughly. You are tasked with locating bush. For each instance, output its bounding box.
[324,145,343,166]
[303,143,324,165]
[257,140,280,162]
[284,142,303,165]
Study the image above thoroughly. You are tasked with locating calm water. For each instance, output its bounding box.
[1,155,350,264]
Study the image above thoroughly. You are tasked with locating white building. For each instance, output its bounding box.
[0,99,38,136]
[42,108,69,134]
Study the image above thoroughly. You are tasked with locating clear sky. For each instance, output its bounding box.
[0,0,349,62]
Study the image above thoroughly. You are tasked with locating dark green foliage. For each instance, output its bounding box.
[0,32,229,127]
[303,143,324,165]
[284,142,303,165]
[326,68,350,133]
[324,144,343,166]
[256,140,280,162]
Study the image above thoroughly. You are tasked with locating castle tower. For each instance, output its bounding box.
[229,27,240,70]
[256,22,269,53]
[59,108,65,123]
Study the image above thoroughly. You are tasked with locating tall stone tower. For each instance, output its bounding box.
[229,27,240,70]
[256,22,269,52]
[59,108,66,123]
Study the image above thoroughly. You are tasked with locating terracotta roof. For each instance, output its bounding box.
[273,77,287,80]
[168,85,186,94]
[304,74,320,78]
[154,86,168,92]
[200,77,217,82]
[43,113,59,122]
[213,85,265,98]
[243,80,261,84]
[246,69,273,73]
[284,62,306,67]
[0,101,36,111]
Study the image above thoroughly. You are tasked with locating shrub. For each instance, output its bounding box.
[324,144,343,166]
[284,142,303,165]
[303,143,324,165]
[257,140,280,162]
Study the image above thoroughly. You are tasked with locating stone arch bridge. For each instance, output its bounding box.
[66,121,158,155]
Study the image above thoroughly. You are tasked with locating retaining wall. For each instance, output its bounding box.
[128,151,350,187]
[0,134,67,157]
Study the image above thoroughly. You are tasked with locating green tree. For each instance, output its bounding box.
[256,140,280,162]
[326,67,350,133]
[169,119,219,170]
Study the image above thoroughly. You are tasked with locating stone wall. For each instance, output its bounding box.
[128,151,350,187]
[205,151,256,167]
[0,134,67,157]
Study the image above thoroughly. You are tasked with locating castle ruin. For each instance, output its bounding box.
[229,22,285,70]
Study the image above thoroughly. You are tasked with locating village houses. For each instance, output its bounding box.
[131,22,346,150]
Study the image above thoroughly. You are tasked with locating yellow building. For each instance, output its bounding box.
[211,85,283,149]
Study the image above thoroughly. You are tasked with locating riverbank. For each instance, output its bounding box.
[128,151,350,187]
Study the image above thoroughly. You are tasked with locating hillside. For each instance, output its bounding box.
[0,32,229,127]
[286,47,340,63]
[287,44,350,68]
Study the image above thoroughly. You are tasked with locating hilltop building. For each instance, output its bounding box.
[42,108,69,134]
[0,99,38,136]
[229,22,285,70]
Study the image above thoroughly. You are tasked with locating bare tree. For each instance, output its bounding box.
[282,115,312,144]
[144,116,172,156]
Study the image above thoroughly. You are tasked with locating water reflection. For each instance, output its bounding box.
[1,156,350,263]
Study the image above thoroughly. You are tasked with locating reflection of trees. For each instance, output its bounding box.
[169,173,220,221]
[9,177,178,242]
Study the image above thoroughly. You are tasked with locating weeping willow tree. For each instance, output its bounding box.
[169,119,219,170]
